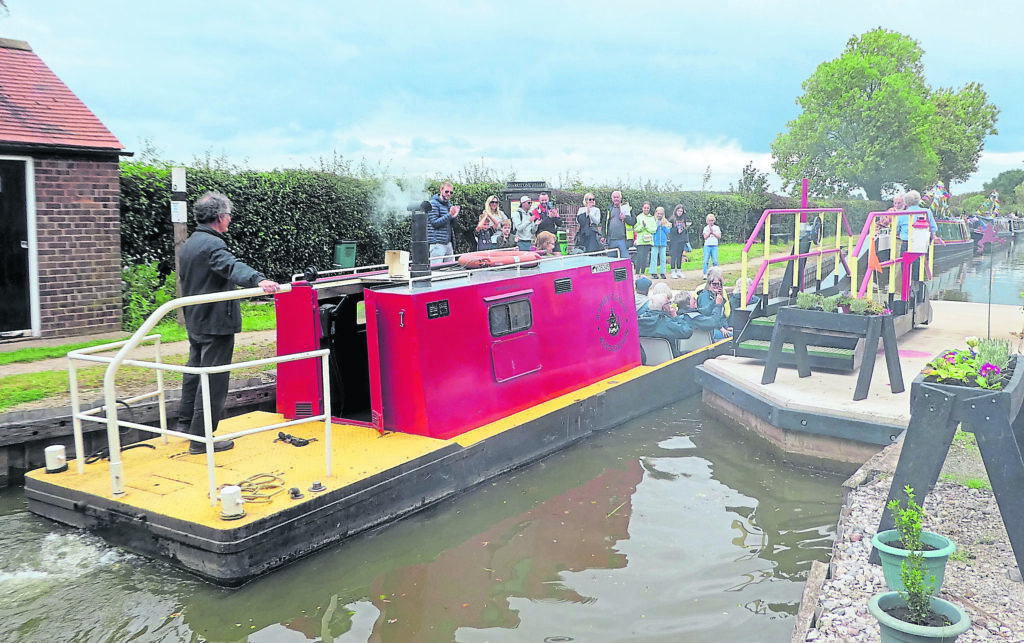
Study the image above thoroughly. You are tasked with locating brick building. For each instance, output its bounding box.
[0,37,126,338]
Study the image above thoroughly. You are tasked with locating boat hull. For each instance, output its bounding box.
[24,342,725,586]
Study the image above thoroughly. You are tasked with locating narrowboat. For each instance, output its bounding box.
[23,203,726,586]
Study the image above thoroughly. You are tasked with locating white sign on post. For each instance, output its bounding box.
[171,167,186,193]
[170,167,187,223]
[171,201,187,223]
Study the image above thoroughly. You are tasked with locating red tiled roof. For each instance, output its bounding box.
[0,38,123,151]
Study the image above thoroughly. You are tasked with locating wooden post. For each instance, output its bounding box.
[171,167,187,326]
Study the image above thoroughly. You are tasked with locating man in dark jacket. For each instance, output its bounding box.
[428,181,460,262]
[177,192,280,454]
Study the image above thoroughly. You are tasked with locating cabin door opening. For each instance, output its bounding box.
[0,159,32,334]
[319,294,372,422]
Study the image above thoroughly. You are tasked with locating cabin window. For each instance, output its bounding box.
[488,299,532,337]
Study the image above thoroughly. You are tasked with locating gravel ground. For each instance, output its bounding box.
[808,471,1024,641]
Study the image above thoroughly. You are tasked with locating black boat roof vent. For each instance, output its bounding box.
[613,267,629,282]
[554,278,573,294]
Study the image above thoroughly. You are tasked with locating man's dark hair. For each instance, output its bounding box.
[194,192,231,224]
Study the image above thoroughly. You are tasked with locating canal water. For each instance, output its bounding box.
[0,400,843,643]
[930,237,1024,306]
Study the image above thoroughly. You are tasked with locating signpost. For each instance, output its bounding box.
[171,167,187,325]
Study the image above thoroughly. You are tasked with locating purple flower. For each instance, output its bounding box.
[980,363,1001,378]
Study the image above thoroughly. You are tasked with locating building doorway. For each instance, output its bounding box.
[0,158,33,335]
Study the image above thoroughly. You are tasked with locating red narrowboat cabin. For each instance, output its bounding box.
[276,255,640,439]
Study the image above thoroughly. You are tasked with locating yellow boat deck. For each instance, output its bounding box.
[26,360,664,531]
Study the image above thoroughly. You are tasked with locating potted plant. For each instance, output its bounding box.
[869,487,971,641]
[871,485,955,592]
[921,336,1013,390]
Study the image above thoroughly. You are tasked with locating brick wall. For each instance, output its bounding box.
[33,154,122,337]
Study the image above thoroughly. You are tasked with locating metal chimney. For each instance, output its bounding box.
[408,200,432,285]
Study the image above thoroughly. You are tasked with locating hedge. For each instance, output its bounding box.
[120,162,885,279]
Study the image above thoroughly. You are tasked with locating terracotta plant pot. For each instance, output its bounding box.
[872,529,956,592]
[868,591,970,642]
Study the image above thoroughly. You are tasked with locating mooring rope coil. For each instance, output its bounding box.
[220,472,286,503]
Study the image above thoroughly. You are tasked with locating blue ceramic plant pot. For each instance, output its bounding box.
[868,591,970,642]
[872,529,955,592]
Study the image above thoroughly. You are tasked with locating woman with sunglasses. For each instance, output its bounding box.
[475,195,503,250]
[575,193,603,253]
[696,268,727,318]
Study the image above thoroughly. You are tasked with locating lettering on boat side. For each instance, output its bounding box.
[596,293,629,352]
[426,300,450,319]
[591,263,610,274]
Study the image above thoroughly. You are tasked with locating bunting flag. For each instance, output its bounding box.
[868,237,883,273]
[924,180,951,220]
[978,190,1001,216]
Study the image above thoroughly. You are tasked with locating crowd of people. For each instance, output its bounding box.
[433,185,721,272]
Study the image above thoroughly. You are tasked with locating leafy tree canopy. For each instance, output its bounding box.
[930,83,999,188]
[982,169,1024,199]
[772,28,998,201]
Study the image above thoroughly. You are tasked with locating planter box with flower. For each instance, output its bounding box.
[761,292,903,400]
[873,336,1024,597]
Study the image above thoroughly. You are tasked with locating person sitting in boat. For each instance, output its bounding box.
[492,218,516,249]
[533,231,557,256]
[476,196,503,250]
[634,276,653,313]
[674,290,732,340]
[637,292,694,357]
[696,268,727,318]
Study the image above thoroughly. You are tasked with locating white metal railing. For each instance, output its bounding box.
[67,285,333,507]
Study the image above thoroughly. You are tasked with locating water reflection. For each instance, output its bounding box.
[0,399,841,642]
[931,239,1024,305]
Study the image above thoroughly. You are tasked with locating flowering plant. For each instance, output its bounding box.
[922,336,1011,389]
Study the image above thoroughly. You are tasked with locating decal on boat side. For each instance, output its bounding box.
[596,293,630,352]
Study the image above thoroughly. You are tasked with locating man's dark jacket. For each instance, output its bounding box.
[179,224,267,335]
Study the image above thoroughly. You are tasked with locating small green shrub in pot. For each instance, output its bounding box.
[795,291,819,309]
[849,297,869,314]
[821,294,840,313]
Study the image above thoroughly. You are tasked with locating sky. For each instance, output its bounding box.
[3,0,1022,196]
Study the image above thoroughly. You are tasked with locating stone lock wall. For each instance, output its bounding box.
[33,154,122,337]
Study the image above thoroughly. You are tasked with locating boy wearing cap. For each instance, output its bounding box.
[513,195,534,251]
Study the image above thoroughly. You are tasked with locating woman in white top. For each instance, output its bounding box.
[575,192,603,252]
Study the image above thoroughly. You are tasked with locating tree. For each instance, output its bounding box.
[982,169,1024,200]
[771,29,938,201]
[731,162,770,239]
[929,83,999,188]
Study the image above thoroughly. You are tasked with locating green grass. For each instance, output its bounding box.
[0,343,277,413]
[0,303,275,366]
[939,472,992,491]
[951,427,978,450]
